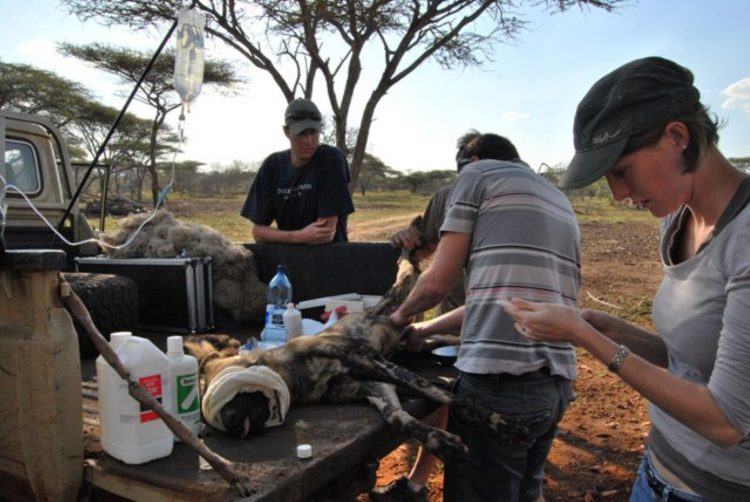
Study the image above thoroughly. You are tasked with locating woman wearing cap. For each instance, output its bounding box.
[504,57,750,500]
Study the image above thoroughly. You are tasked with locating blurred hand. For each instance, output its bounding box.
[501,298,588,346]
[389,309,412,328]
[400,321,430,352]
[390,226,421,251]
[298,220,335,245]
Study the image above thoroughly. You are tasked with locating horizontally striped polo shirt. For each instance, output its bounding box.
[440,159,581,379]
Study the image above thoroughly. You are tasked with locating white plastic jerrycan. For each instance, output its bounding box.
[97,333,173,464]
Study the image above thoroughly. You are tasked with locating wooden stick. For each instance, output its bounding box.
[58,273,251,497]
[586,290,623,310]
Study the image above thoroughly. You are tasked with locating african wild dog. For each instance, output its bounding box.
[185,224,526,461]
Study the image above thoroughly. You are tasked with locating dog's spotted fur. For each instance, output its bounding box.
[186,221,526,460]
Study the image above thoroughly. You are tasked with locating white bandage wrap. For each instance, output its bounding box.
[202,365,291,431]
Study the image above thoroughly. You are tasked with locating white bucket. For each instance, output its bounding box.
[96,334,173,464]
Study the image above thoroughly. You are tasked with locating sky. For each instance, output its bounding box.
[2,0,750,174]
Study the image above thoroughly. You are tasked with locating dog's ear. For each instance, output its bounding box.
[370,254,421,316]
[185,334,241,360]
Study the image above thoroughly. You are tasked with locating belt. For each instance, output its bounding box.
[644,459,698,502]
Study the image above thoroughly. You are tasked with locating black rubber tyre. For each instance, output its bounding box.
[63,272,139,358]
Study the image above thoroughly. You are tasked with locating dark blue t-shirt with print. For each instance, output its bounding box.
[241,144,355,242]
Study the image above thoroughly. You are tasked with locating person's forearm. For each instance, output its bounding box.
[419,307,465,336]
[413,242,438,262]
[398,269,451,319]
[252,224,302,244]
[578,325,743,447]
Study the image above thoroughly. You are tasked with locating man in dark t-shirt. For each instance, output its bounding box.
[241,98,354,244]
[388,130,481,312]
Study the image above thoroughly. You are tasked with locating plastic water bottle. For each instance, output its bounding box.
[261,266,293,344]
[166,336,201,440]
[283,303,302,341]
[97,334,173,464]
[173,7,206,107]
[268,265,292,308]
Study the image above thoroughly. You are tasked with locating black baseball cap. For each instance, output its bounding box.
[284,98,323,136]
[562,57,700,189]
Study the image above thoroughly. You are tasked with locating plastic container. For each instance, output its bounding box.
[97,334,173,464]
[173,7,206,107]
[166,336,201,440]
[261,267,293,343]
[283,303,302,340]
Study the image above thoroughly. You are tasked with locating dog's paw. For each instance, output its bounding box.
[203,334,241,354]
[424,429,468,464]
[488,412,530,442]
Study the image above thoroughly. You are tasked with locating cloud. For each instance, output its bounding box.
[721,77,750,113]
[501,111,530,121]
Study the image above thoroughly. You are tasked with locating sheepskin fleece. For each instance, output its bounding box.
[103,210,266,324]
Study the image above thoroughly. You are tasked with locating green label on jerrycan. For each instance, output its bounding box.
[177,374,199,414]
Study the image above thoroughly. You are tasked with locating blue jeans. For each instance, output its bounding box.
[630,450,704,502]
[443,370,573,502]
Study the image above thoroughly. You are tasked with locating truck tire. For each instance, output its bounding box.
[63,272,139,357]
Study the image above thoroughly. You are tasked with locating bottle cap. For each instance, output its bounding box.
[296,444,312,459]
[167,335,184,355]
[286,302,295,311]
[109,331,132,349]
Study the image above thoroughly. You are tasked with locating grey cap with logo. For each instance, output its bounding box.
[284,98,323,136]
[562,57,700,190]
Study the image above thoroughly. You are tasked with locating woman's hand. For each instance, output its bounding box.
[501,298,590,346]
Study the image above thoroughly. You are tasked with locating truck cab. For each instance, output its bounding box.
[1,110,98,260]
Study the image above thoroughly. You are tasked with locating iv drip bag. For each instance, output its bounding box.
[173,7,206,108]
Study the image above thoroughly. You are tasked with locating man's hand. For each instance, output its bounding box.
[389,308,412,328]
[390,225,421,251]
[297,219,336,244]
[400,321,431,352]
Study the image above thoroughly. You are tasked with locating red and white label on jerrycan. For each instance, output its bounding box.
[139,374,163,423]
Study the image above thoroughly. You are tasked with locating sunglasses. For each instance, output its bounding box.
[287,111,322,122]
[456,157,472,170]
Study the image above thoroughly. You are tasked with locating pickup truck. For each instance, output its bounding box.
[0,111,449,500]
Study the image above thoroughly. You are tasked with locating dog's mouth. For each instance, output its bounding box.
[219,391,271,438]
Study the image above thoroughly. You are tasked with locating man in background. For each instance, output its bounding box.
[241,98,354,244]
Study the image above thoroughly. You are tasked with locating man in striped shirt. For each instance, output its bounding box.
[390,133,581,501]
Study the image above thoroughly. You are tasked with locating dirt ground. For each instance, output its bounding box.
[367,217,663,502]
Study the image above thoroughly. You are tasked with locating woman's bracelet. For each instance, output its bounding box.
[607,344,631,373]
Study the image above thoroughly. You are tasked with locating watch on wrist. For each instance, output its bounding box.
[607,344,631,373]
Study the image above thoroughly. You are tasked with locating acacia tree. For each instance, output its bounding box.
[58,43,240,205]
[69,100,179,199]
[70,101,141,187]
[0,60,92,128]
[730,157,750,172]
[358,152,400,195]
[62,0,621,190]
